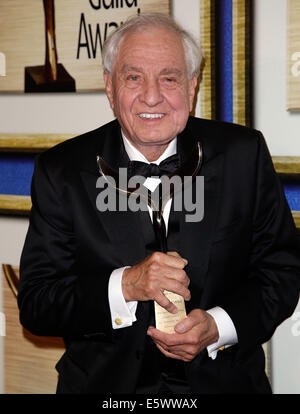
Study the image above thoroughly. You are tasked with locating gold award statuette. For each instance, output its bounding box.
[154,291,186,334]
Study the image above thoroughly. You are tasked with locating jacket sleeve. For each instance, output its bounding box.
[18,153,114,338]
[219,132,300,353]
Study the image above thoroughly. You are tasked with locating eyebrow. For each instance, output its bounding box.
[159,68,184,77]
[120,65,184,77]
[121,65,143,73]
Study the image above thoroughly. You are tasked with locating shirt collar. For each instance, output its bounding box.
[121,131,177,165]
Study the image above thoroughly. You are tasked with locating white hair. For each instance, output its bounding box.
[102,13,203,79]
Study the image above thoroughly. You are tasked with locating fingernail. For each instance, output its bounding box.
[171,306,178,314]
[176,322,186,333]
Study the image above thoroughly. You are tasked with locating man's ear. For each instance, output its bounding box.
[188,74,198,111]
[103,71,115,111]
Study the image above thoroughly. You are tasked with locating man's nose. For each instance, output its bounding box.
[139,79,163,106]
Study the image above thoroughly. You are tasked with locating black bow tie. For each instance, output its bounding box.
[127,154,180,179]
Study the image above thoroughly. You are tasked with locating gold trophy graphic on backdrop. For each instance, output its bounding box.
[25,0,76,92]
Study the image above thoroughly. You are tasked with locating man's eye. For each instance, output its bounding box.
[128,75,139,81]
[162,77,177,86]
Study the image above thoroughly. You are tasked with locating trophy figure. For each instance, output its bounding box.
[25,0,76,92]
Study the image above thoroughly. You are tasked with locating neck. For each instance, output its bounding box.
[137,144,169,162]
[121,131,177,162]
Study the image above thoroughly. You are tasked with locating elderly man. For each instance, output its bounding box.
[18,13,300,394]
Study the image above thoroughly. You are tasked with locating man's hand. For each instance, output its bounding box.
[147,309,219,362]
[122,251,190,314]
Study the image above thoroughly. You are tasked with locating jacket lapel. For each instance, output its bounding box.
[171,124,225,311]
[79,121,147,267]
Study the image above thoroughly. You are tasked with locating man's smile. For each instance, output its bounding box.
[138,113,165,119]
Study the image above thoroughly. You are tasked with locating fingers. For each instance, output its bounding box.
[147,326,186,346]
[167,251,180,257]
[154,342,186,361]
[122,251,190,308]
[147,278,190,313]
[174,313,197,334]
[155,290,178,314]
[155,286,190,314]
[165,251,188,269]
[156,342,197,362]
[147,310,219,362]
[153,252,190,288]
[147,326,198,362]
[151,253,190,306]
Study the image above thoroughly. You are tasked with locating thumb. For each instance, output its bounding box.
[167,251,188,266]
[174,309,202,334]
[174,315,194,334]
[167,251,180,257]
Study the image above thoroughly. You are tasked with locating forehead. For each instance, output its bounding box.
[114,27,187,73]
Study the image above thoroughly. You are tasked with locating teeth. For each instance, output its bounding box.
[139,113,164,119]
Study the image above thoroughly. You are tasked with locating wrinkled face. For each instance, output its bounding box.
[104,27,198,154]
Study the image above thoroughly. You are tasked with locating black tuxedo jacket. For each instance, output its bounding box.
[18,117,300,393]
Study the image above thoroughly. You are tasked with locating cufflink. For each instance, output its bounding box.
[218,346,225,351]
[115,318,122,326]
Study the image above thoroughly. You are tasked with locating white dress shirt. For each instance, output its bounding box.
[108,133,238,359]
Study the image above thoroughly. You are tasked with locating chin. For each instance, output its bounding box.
[139,137,173,146]
[137,132,175,144]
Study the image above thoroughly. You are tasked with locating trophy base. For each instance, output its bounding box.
[24,64,76,93]
[155,291,186,334]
